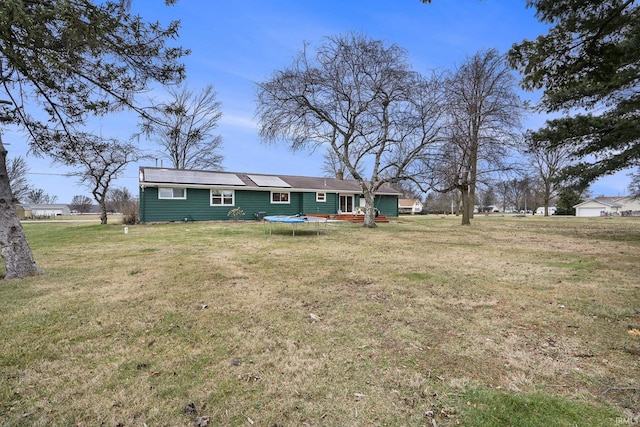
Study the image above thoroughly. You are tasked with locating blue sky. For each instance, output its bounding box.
[5,0,633,203]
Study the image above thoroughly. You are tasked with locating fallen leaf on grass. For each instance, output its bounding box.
[239,373,261,382]
[627,326,640,337]
[194,416,209,426]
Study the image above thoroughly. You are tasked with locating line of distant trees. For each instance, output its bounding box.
[405,174,589,216]
[7,154,139,221]
[69,188,139,223]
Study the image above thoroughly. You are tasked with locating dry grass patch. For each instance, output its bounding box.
[0,216,638,425]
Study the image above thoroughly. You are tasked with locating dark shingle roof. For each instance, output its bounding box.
[140,167,402,195]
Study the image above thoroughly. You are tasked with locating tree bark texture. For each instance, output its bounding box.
[362,190,377,228]
[0,140,43,279]
[98,197,108,225]
[460,187,472,226]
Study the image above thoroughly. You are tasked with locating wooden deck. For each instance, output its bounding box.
[305,213,390,223]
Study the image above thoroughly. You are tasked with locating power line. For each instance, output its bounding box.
[26,172,138,179]
[27,172,72,177]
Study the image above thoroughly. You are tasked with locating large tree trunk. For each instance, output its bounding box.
[468,184,476,220]
[460,187,472,226]
[0,139,44,279]
[468,136,479,220]
[362,190,377,228]
[98,198,108,225]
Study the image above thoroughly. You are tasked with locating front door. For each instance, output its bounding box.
[339,194,354,213]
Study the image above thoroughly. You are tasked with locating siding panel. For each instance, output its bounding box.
[376,195,398,217]
[140,186,398,222]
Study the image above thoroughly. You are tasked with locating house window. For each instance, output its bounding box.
[211,190,234,206]
[316,192,326,202]
[159,187,186,199]
[271,192,290,204]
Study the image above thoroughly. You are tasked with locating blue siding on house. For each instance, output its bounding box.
[140,186,398,222]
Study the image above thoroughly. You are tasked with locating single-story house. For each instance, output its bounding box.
[574,196,640,217]
[398,198,423,215]
[138,167,401,223]
[17,204,71,219]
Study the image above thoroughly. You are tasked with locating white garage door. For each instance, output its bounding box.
[577,207,604,217]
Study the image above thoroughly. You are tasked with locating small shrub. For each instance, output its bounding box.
[122,213,139,225]
[227,207,245,221]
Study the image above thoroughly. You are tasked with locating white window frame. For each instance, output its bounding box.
[339,194,354,213]
[271,191,290,204]
[316,192,326,202]
[158,187,186,200]
[211,189,235,206]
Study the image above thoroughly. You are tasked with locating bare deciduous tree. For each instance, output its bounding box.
[70,195,93,214]
[322,149,348,179]
[425,190,460,215]
[140,85,224,170]
[108,187,133,213]
[630,171,640,199]
[25,188,58,205]
[508,176,532,213]
[58,134,146,225]
[256,33,445,227]
[6,155,30,203]
[108,187,139,223]
[421,49,523,225]
[321,148,366,181]
[526,134,573,216]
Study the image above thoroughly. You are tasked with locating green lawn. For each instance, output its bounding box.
[1,216,638,426]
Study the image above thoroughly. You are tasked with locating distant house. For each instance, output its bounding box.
[138,167,401,223]
[574,196,640,217]
[398,198,423,215]
[17,204,71,219]
[535,206,556,215]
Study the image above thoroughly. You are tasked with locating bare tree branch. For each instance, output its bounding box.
[256,33,446,227]
[139,84,224,170]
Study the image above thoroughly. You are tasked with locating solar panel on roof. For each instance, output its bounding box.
[143,169,245,186]
[247,174,291,188]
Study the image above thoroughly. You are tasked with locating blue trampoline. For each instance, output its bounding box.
[263,215,327,236]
